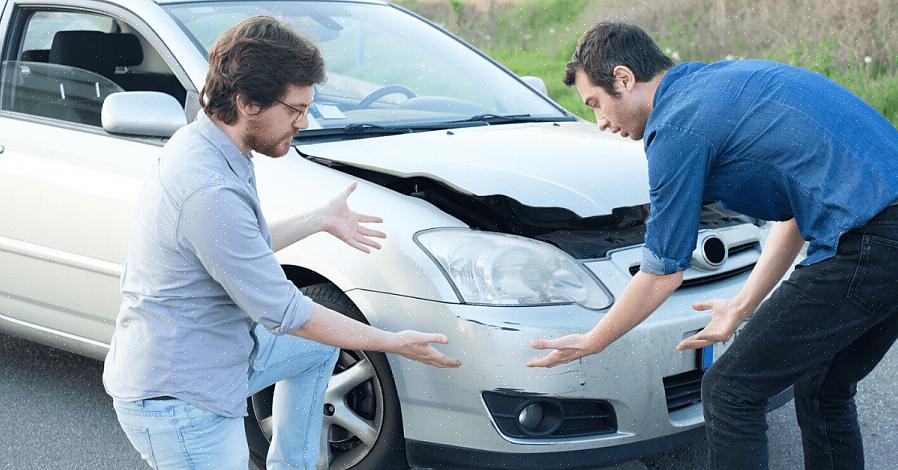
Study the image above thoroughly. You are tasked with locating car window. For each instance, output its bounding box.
[166,1,567,130]
[0,60,124,125]
[0,8,188,128]
[21,11,114,51]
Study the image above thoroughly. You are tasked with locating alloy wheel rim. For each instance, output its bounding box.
[256,349,384,470]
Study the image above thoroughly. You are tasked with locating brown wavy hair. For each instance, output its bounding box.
[201,16,325,124]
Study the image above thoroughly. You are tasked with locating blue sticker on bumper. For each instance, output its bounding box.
[701,345,714,370]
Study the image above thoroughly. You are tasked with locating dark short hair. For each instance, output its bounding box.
[563,22,673,97]
[201,16,326,124]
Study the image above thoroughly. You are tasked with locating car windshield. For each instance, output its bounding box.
[164,1,569,133]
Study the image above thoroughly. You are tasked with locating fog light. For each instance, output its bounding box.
[703,236,726,265]
[482,391,617,439]
[514,400,562,436]
[692,233,728,270]
[517,402,544,430]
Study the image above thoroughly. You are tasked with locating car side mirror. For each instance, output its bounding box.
[102,91,187,138]
[520,76,548,96]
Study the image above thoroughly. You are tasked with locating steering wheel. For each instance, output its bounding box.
[355,84,417,109]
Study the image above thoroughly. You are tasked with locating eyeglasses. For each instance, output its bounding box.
[274,98,309,120]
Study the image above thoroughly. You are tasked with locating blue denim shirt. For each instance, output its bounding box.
[641,60,898,275]
[103,113,314,417]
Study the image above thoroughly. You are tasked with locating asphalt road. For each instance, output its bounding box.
[1,332,896,470]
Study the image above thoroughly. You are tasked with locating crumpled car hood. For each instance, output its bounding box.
[296,120,650,217]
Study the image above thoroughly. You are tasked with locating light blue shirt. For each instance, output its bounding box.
[641,60,898,274]
[103,113,314,417]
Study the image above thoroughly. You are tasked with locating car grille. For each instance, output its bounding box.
[663,369,705,412]
[728,241,761,255]
[628,241,759,287]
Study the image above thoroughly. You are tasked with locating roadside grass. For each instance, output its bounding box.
[487,49,589,121]
[495,49,898,126]
[588,0,898,127]
[839,73,898,125]
[757,44,898,125]
[397,0,898,127]
[397,0,595,119]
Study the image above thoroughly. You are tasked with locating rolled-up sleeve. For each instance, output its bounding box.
[641,123,714,275]
[176,184,313,335]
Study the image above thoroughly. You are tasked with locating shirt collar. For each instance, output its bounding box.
[194,112,254,181]
[652,61,706,108]
[645,62,708,153]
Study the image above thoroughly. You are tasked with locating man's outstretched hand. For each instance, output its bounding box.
[391,331,461,368]
[527,333,601,368]
[322,182,386,253]
[677,298,745,350]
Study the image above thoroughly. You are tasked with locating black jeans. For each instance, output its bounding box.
[702,204,898,470]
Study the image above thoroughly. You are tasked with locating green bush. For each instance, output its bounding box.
[489,49,587,120]
[397,0,898,127]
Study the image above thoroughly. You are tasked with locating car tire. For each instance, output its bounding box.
[245,283,408,470]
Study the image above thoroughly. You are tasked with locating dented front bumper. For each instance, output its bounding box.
[344,268,765,467]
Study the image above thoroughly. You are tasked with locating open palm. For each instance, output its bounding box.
[393,330,461,368]
[676,299,744,351]
[323,182,386,253]
[527,333,599,368]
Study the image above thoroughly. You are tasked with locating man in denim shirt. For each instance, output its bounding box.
[529,23,898,469]
[104,16,460,470]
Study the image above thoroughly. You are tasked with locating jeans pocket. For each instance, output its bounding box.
[178,406,248,469]
[847,234,898,315]
[119,424,158,469]
[184,404,227,432]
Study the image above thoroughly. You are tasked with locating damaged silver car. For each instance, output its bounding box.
[0,0,786,468]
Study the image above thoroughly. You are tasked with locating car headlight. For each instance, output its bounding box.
[414,229,613,309]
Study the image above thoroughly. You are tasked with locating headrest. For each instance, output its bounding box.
[110,33,144,67]
[20,49,50,62]
[49,30,116,77]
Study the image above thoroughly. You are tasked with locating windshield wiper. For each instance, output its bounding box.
[295,121,488,141]
[297,123,437,139]
[450,113,574,125]
[294,114,576,143]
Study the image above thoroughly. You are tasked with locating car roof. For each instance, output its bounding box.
[153,0,388,5]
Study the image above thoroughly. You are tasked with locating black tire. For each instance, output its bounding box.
[245,283,408,469]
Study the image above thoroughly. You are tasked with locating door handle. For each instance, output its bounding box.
[0,144,5,154]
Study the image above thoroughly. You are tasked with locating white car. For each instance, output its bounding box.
[0,0,788,468]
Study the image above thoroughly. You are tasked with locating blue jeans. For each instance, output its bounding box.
[113,325,339,469]
[702,205,898,469]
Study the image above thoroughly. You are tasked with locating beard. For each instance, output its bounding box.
[244,115,295,157]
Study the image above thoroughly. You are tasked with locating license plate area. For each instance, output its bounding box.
[697,344,714,370]
[692,321,747,371]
